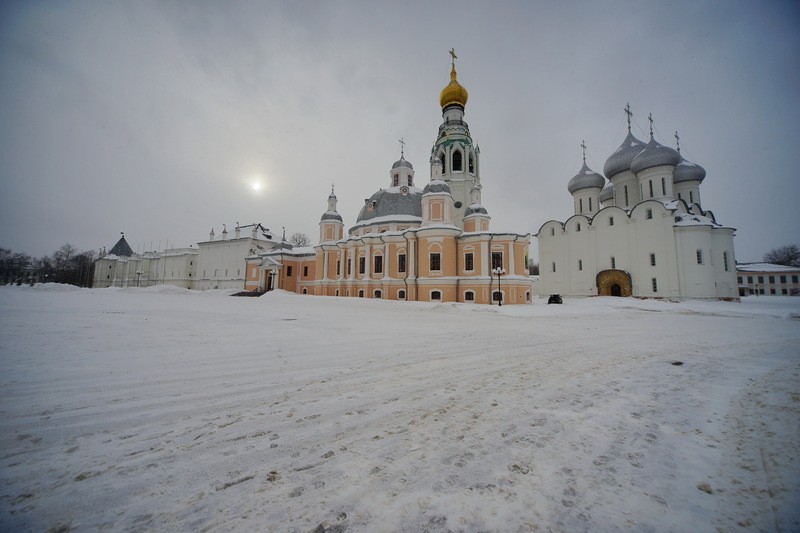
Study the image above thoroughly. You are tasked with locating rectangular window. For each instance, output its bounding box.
[359,257,365,274]
[770,289,776,294]
[696,249,703,264]
[624,185,629,205]
[611,257,616,269]
[491,252,503,270]
[465,252,474,271]
[552,262,556,273]
[652,278,658,292]
[430,253,441,271]
[303,266,308,277]
[758,276,764,283]
[650,253,656,266]
[661,177,666,195]
[646,209,653,220]
[780,275,786,283]
[347,257,352,276]
[759,288,765,294]
[649,180,654,198]
[398,253,406,273]
[609,216,614,226]
[793,275,799,283]
[336,260,341,276]
[689,191,694,204]
[578,259,583,271]
[783,289,788,294]
[769,275,775,283]
[588,198,593,211]
[747,276,753,283]
[374,255,383,274]
[737,276,742,283]
[287,266,293,277]
[723,252,729,272]
[579,198,583,213]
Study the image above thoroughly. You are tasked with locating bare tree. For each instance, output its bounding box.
[763,244,800,267]
[289,232,311,247]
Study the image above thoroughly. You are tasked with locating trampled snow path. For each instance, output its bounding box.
[1,286,798,532]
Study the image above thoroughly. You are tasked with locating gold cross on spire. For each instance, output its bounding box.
[449,48,457,67]
[624,103,633,132]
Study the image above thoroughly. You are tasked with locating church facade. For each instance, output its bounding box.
[537,108,738,300]
[245,53,532,304]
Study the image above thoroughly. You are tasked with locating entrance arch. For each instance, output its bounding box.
[596,269,632,297]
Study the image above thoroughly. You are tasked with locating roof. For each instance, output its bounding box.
[356,187,423,223]
[568,163,606,194]
[736,263,800,273]
[630,136,681,174]
[603,131,646,178]
[108,235,133,257]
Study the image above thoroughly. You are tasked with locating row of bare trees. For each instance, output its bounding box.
[0,244,96,287]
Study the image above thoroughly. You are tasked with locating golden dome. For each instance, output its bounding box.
[439,64,468,109]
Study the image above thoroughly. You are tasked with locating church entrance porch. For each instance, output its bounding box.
[596,269,632,297]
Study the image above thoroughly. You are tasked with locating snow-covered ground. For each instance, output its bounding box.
[1,285,798,532]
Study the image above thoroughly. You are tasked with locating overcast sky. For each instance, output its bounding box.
[1,1,798,262]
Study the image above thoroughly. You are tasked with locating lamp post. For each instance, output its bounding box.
[491,267,506,306]
[136,270,144,287]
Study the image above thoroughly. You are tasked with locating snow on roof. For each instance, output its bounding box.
[736,263,799,273]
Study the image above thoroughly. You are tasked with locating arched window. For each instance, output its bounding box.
[464,291,475,301]
[526,291,531,302]
[374,289,382,299]
[302,288,308,294]
[398,289,406,300]
[431,290,442,301]
[358,289,364,298]
[576,223,581,232]
[468,153,475,173]
[335,289,340,296]
[646,208,653,220]
[393,174,399,187]
[452,150,463,171]
[439,152,446,173]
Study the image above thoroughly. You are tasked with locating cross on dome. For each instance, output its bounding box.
[648,113,654,137]
[624,103,633,133]
[674,131,681,153]
[449,48,457,67]
[399,137,405,158]
[580,140,587,164]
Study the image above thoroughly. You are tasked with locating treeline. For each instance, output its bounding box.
[0,244,96,287]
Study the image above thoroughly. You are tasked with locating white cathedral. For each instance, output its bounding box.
[537,106,738,300]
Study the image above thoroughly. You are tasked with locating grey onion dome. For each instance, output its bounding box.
[599,183,614,203]
[630,136,681,174]
[356,188,423,222]
[567,162,606,194]
[603,131,646,178]
[465,203,488,216]
[673,157,706,184]
[392,156,413,170]
[320,211,343,222]
[422,179,451,194]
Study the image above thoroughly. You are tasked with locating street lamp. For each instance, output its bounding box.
[136,270,144,287]
[491,267,506,306]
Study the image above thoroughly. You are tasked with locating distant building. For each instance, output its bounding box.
[736,263,800,296]
[537,108,738,300]
[93,224,280,289]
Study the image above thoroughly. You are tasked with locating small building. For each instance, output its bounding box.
[736,263,800,296]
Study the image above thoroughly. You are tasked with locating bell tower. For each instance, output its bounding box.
[431,49,479,229]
